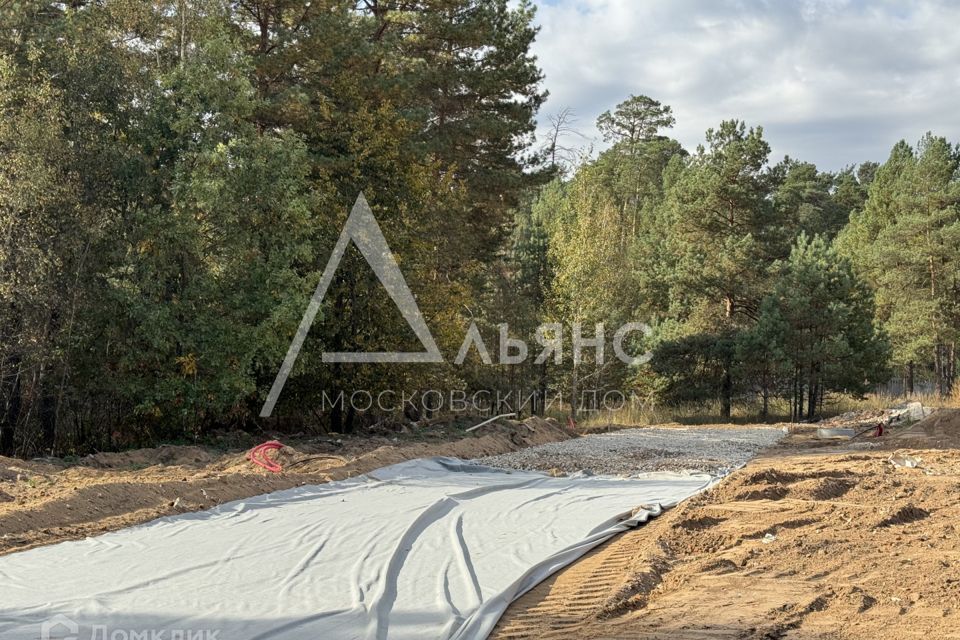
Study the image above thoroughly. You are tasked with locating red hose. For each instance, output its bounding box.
[247,440,284,473]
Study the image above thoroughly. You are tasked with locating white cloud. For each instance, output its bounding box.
[531,0,960,169]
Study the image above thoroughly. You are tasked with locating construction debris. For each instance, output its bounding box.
[888,453,922,469]
[817,401,932,434]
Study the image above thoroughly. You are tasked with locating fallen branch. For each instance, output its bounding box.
[465,413,516,433]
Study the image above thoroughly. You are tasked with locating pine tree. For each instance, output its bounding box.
[757,234,889,419]
[772,159,849,240]
[842,136,960,396]
[662,120,779,417]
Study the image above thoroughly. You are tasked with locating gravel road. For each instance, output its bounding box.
[475,426,785,476]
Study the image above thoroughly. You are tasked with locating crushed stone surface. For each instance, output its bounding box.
[475,427,786,476]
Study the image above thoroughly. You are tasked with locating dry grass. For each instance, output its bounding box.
[828,389,960,413]
[578,398,788,429]
[579,389,960,429]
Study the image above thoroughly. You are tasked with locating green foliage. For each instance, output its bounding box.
[841,135,960,394]
[754,234,890,419]
[649,327,736,405]
[772,159,850,240]
[537,109,910,422]
[665,121,779,322]
[0,0,547,453]
[596,95,675,145]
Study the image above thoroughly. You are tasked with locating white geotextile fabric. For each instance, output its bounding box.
[0,457,716,640]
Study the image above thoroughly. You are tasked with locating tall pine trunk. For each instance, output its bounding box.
[570,362,579,420]
[1,355,20,455]
[797,372,804,422]
[720,368,732,419]
[935,341,945,397]
[538,361,547,417]
[720,296,733,419]
[761,382,769,420]
[949,343,956,395]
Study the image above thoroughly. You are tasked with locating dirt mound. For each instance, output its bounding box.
[888,408,960,448]
[82,445,217,469]
[790,476,856,500]
[714,465,856,504]
[874,503,930,528]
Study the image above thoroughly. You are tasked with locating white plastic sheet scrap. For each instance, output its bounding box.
[0,457,717,640]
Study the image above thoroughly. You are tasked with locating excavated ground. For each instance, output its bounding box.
[491,410,960,640]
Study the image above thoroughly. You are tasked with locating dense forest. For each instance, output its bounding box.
[0,1,957,456]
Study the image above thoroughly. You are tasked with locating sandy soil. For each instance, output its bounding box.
[0,416,571,556]
[491,410,960,640]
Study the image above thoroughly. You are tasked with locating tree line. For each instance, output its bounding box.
[0,2,956,456]
[521,96,956,423]
[0,0,547,454]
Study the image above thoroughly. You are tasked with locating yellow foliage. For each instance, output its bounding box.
[176,353,198,377]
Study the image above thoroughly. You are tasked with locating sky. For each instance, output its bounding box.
[529,0,960,171]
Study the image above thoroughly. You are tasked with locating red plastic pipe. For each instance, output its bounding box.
[247,440,284,473]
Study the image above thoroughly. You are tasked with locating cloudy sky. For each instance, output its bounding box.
[530,0,960,170]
